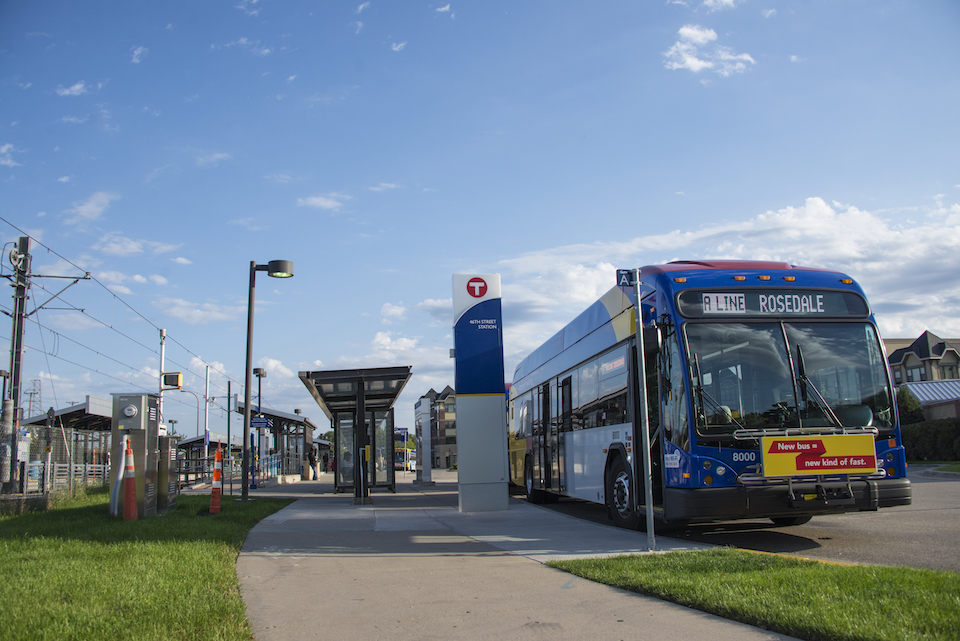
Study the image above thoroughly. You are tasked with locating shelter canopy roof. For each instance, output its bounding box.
[21,395,112,432]
[298,366,412,421]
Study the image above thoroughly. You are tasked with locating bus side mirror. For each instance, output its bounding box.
[643,325,662,354]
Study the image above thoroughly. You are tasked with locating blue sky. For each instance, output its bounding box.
[2,0,959,438]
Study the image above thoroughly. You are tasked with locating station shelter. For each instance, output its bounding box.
[234,402,318,477]
[299,366,412,504]
[20,395,113,466]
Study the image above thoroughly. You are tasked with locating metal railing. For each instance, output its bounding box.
[20,462,109,495]
[177,452,305,492]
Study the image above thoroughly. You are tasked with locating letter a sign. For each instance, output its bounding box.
[617,269,637,286]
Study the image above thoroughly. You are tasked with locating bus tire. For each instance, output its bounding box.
[606,457,641,530]
[770,516,812,527]
[525,459,545,504]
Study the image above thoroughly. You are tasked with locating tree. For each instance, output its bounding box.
[897,386,925,426]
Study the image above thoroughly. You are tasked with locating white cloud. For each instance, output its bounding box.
[369,183,400,192]
[297,193,350,210]
[131,46,148,63]
[391,42,407,52]
[57,176,71,183]
[150,275,169,286]
[356,2,370,13]
[60,115,88,124]
[678,24,717,46]
[1,143,23,167]
[436,4,451,11]
[92,232,180,257]
[763,9,777,18]
[218,37,270,55]
[257,356,295,378]
[381,302,407,324]
[93,234,143,257]
[703,0,738,9]
[153,297,243,324]
[236,0,261,17]
[56,81,89,96]
[196,152,231,167]
[664,24,754,78]
[230,216,268,231]
[372,331,418,352]
[64,191,120,224]
[108,284,134,295]
[174,257,193,265]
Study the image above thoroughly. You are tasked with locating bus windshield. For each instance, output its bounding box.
[685,321,894,435]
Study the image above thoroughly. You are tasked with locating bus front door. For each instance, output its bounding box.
[541,383,553,493]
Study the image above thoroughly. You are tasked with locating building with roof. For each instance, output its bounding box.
[886,331,960,386]
[415,386,457,469]
[899,381,960,421]
[886,331,960,420]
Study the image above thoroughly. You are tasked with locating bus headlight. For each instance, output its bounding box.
[704,475,714,485]
[716,466,726,476]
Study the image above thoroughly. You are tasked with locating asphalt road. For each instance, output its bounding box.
[537,470,960,573]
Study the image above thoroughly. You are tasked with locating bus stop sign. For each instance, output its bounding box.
[617,269,637,286]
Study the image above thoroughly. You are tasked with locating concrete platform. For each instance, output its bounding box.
[237,471,797,640]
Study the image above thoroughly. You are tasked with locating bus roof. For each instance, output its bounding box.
[643,260,833,274]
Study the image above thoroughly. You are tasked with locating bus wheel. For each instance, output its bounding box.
[607,457,640,530]
[771,516,812,526]
[525,459,545,504]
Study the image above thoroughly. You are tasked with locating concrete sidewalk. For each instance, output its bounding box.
[237,472,797,640]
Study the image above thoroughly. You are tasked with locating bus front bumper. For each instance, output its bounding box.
[662,477,912,524]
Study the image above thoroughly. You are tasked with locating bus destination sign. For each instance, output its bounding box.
[678,289,868,318]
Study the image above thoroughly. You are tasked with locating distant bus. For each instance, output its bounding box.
[394,448,416,472]
[508,260,912,529]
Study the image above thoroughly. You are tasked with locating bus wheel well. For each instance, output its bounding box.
[605,452,641,530]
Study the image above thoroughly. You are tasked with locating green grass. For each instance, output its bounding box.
[550,549,960,641]
[937,462,960,473]
[0,487,293,641]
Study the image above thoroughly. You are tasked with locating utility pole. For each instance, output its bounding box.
[204,365,210,460]
[159,329,166,429]
[2,236,89,493]
[5,236,31,492]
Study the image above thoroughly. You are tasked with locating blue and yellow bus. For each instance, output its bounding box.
[508,260,912,529]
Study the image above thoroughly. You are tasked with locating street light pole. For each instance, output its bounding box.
[241,260,294,502]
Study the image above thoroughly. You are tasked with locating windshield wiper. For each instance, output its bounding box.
[795,345,843,429]
[691,355,746,430]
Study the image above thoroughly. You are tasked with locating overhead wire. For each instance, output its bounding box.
[0,216,249,402]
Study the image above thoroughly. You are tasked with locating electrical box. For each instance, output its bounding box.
[157,435,178,513]
[110,393,160,518]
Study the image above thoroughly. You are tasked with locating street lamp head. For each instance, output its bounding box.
[253,368,267,378]
[266,260,294,278]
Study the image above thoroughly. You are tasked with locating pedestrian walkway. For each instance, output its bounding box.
[237,472,797,640]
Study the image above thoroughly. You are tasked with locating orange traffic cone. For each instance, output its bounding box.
[123,438,138,521]
[209,445,222,514]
